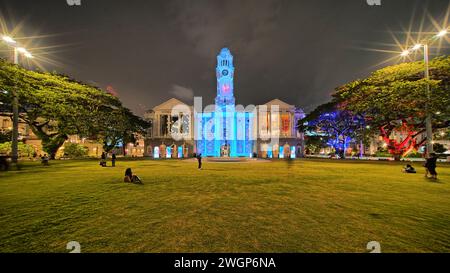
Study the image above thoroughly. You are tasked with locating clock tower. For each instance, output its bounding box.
[195,47,256,158]
[215,48,235,108]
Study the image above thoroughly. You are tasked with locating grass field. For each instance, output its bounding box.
[0,158,449,253]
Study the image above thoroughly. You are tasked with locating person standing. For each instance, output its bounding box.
[112,153,116,167]
[424,153,438,180]
[196,153,202,170]
[100,152,107,167]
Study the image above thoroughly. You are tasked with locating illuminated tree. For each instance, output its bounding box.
[334,56,450,160]
[301,102,366,159]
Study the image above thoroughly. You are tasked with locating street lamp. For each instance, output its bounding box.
[412,44,422,51]
[2,36,16,44]
[1,35,34,164]
[437,29,448,37]
[401,50,410,57]
[400,28,448,157]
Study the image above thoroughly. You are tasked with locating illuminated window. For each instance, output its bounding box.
[281,114,290,135]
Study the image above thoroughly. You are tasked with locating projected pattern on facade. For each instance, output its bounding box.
[196,48,254,157]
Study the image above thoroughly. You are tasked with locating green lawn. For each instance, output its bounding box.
[0,158,449,253]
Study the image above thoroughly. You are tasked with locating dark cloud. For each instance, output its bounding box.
[0,0,448,115]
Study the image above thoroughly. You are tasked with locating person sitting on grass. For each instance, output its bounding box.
[41,154,49,166]
[124,168,143,184]
[402,164,416,173]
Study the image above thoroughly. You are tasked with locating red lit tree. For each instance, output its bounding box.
[334,56,450,160]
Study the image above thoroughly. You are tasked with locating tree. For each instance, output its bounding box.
[0,130,12,144]
[63,143,88,158]
[433,143,447,154]
[0,142,36,158]
[303,135,327,155]
[99,107,150,154]
[334,56,450,160]
[0,59,149,159]
[300,102,366,159]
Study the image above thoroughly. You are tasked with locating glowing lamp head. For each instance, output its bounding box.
[17,47,28,54]
[24,52,33,59]
[412,44,422,51]
[401,50,410,57]
[437,29,448,37]
[2,35,16,44]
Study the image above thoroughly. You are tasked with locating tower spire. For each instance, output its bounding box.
[215,48,235,107]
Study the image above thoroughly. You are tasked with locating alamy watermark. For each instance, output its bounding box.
[66,241,81,253]
[366,0,381,6]
[367,241,382,253]
[66,0,81,6]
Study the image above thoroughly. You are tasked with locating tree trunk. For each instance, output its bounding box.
[42,134,68,160]
[29,123,68,160]
[360,141,364,158]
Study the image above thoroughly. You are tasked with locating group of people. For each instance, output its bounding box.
[403,153,439,180]
[99,152,116,167]
[118,151,439,186]
[97,152,143,184]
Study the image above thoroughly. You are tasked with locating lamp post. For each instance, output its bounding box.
[1,35,33,164]
[423,42,433,157]
[400,28,448,157]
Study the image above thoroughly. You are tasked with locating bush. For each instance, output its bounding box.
[0,142,36,157]
[0,130,12,143]
[374,151,392,158]
[63,143,88,158]
[404,151,423,158]
[433,143,447,154]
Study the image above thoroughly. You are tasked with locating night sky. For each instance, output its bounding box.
[0,0,449,115]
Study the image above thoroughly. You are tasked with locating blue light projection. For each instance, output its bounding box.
[153,147,160,159]
[196,48,254,157]
[178,146,183,158]
[290,147,296,159]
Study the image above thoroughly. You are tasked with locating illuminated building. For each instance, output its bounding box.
[144,48,306,158]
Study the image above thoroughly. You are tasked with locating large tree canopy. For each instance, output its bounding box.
[300,102,366,158]
[333,56,450,158]
[0,59,149,158]
[99,107,150,154]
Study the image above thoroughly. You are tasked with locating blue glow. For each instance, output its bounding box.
[178,146,183,158]
[153,147,160,159]
[166,147,172,158]
[290,147,296,159]
[279,147,284,159]
[196,48,254,157]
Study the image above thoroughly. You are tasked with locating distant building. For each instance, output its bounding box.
[0,114,144,158]
[143,48,306,158]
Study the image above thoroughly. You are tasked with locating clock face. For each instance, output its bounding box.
[222,69,229,76]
